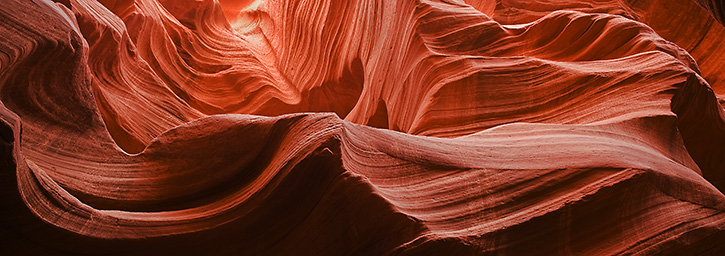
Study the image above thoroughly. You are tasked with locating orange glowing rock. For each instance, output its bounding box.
[0,0,724,254]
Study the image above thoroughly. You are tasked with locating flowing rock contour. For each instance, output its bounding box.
[1,0,725,255]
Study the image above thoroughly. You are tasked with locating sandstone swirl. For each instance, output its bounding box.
[1,0,725,255]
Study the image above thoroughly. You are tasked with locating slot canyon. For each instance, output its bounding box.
[1,0,725,255]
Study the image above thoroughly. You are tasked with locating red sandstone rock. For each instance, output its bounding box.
[1,0,724,255]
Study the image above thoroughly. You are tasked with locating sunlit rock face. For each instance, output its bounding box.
[1,0,725,255]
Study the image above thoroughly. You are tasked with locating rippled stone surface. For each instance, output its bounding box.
[1,0,724,254]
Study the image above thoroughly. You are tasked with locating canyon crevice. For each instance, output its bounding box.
[1,0,725,254]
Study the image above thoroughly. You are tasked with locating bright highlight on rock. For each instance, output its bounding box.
[0,0,724,255]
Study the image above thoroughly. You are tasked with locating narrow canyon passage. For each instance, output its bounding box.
[1,0,725,255]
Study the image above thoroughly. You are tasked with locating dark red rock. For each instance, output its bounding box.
[1,0,724,255]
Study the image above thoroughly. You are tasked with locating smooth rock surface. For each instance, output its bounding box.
[1,0,724,255]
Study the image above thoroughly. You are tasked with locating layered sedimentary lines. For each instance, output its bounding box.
[1,0,725,255]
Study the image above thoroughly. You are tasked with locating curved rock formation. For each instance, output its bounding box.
[1,0,724,255]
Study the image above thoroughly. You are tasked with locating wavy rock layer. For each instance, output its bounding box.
[1,0,725,255]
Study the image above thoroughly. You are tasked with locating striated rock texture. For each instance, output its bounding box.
[1,0,725,255]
